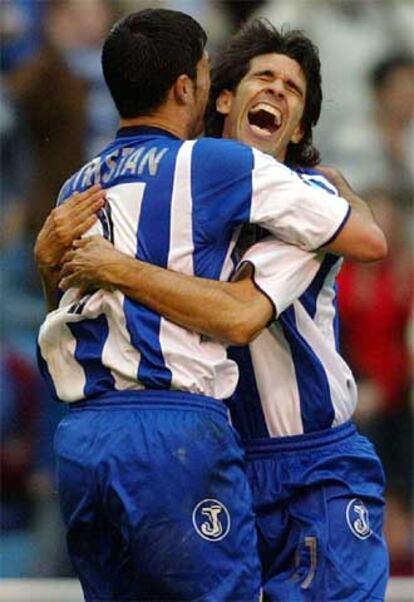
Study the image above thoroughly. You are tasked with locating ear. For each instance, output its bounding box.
[290,122,305,144]
[216,89,233,115]
[174,74,195,105]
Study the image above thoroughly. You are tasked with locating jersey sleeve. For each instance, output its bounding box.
[235,236,324,316]
[249,149,350,251]
[56,179,72,206]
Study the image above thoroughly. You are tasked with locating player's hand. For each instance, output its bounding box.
[316,165,354,198]
[59,236,119,291]
[34,185,106,270]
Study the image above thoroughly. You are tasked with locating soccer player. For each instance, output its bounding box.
[57,20,389,601]
[35,11,386,602]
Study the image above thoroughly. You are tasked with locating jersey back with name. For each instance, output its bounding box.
[37,129,350,404]
[229,169,358,439]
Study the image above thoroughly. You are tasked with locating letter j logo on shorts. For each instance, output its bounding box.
[346,498,372,540]
[192,498,231,541]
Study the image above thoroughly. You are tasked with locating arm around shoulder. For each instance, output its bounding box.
[317,166,388,262]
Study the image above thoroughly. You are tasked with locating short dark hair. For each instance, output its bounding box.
[102,9,207,118]
[370,52,414,91]
[206,19,322,167]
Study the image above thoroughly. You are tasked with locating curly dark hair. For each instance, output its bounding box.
[205,19,322,167]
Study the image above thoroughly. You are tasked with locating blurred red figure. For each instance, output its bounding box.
[0,345,40,576]
[338,190,412,417]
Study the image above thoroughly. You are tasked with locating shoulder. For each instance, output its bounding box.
[192,137,255,174]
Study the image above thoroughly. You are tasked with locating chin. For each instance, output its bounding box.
[248,138,276,157]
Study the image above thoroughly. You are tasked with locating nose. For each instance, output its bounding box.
[268,78,286,98]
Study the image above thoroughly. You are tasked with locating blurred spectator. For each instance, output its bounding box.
[6,0,118,243]
[326,52,414,195]
[0,344,40,576]
[117,0,233,56]
[220,0,267,29]
[0,0,45,72]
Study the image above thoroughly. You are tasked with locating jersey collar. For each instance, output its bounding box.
[116,125,180,139]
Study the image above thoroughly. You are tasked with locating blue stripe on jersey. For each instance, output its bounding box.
[228,346,270,438]
[123,146,177,389]
[124,297,172,389]
[36,344,58,400]
[68,315,115,397]
[300,176,335,194]
[190,139,253,278]
[333,292,341,352]
[295,167,337,195]
[300,254,340,319]
[280,307,335,432]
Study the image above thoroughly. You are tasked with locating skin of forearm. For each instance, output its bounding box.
[330,174,373,220]
[38,267,61,312]
[102,253,272,345]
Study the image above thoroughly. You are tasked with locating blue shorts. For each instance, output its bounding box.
[243,421,389,601]
[54,390,261,601]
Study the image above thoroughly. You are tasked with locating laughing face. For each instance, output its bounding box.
[217,53,307,161]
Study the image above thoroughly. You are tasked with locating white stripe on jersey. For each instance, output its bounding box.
[101,291,143,391]
[38,313,86,402]
[106,182,145,254]
[313,257,341,349]
[249,325,304,437]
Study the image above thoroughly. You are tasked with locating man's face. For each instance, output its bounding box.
[217,53,307,161]
[189,50,211,138]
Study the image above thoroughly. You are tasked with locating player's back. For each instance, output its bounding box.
[38,128,255,403]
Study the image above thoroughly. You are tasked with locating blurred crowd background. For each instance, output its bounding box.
[1,0,413,581]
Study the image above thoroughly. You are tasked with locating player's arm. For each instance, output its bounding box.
[316,165,387,260]
[34,186,105,311]
[248,150,387,262]
[59,236,273,346]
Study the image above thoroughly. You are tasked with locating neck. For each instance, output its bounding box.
[120,109,189,139]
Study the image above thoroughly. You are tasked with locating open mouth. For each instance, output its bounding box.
[248,103,281,135]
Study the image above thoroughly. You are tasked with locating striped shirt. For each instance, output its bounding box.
[229,170,358,438]
[38,127,350,403]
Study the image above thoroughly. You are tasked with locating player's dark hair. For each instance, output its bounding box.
[102,9,207,118]
[369,52,414,91]
[206,19,322,167]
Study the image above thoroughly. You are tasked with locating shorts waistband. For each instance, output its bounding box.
[243,421,356,457]
[68,389,228,420]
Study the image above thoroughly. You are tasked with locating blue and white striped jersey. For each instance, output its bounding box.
[38,128,350,403]
[229,169,358,438]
